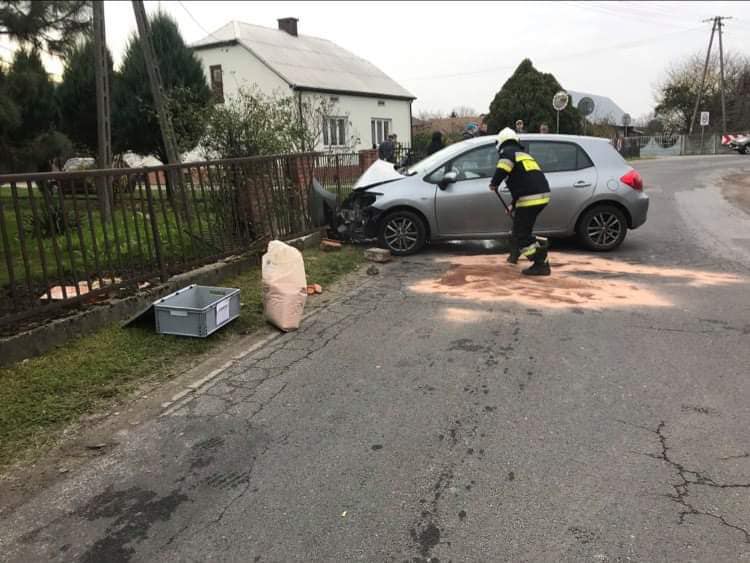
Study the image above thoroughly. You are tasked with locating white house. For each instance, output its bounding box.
[191,18,416,152]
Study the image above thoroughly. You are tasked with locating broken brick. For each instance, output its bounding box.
[320,239,342,252]
[364,247,392,263]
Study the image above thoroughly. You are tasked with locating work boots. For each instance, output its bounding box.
[522,260,551,276]
[521,238,551,276]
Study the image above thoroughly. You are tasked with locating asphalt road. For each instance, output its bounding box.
[2,155,750,563]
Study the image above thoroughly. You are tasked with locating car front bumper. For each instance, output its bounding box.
[334,193,384,241]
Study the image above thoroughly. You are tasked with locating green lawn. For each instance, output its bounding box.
[0,186,227,289]
[0,245,364,469]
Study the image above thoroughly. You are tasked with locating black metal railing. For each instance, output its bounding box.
[393,146,425,168]
[0,152,320,329]
[309,152,364,202]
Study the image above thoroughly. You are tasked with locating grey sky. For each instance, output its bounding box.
[3,1,750,119]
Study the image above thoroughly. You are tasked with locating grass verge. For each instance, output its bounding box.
[0,245,364,470]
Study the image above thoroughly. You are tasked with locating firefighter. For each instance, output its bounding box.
[489,127,552,276]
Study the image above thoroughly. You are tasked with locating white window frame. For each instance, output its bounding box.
[323,116,348,148]
[371,118,392,147]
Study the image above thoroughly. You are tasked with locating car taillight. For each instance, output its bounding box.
[620,169,643,191]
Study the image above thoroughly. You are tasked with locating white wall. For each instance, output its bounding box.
[194,44,291,100]
[195,44,413,152]
[301,92,412,152]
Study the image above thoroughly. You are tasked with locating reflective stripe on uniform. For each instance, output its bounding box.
[515,195,550,208]
[497,158,514,172]
[514,152,541,172]
[520,243,539,257]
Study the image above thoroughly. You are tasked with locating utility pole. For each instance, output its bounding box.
[131,0,180,165]
[689,16,732,135]
[688,18,716,135]
[93,0,112,221]
[717,16,732,135]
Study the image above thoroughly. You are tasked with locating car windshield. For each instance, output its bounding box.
[406,143,479,176]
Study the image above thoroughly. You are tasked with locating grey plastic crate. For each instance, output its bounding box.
[153,284,240,337]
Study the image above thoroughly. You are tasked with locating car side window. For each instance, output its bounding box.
[447,144,498,182]
[576,145,594,169]
[527,142,593,172]
[425,144,497,184]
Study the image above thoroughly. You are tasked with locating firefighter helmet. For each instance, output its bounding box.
[496,127,519,149]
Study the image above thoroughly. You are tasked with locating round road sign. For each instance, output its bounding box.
[553,91,569,112]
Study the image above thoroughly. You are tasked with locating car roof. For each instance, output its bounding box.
[463,134,611,146]
[454,133,622,168]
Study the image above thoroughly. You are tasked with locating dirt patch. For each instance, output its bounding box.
[410,254,742,310]
[721,173,750,215]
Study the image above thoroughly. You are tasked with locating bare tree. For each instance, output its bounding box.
[451,105,478,118]
[654,50,750,132]
[416,109,445,121]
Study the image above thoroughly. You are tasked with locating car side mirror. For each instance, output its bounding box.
[439,170,458,189]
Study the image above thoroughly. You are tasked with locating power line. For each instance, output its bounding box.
[176,0,222,42]
[564,1,696,29]
[613,1,696,22]
[729,18,750,31]
[404,25,703,81]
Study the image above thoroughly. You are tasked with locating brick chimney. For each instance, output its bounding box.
[278,17,298,36]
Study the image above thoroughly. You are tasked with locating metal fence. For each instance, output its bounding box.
[0,152,322,330]
[393,146,424,168]
[306,148,424,202]
[309,152,364,202]
[615,134,736,158]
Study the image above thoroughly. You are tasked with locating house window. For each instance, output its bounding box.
[323,117,348,147]
[210,65,224,103]
[377,100,386,107]
[371,118,392,147]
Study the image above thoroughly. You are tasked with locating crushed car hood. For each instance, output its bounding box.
[353,160,405,191]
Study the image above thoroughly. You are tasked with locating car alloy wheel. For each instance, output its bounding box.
[577,204,628,251]
[587,211,623,247]
[378,210,427,256]
[384,216,419,253]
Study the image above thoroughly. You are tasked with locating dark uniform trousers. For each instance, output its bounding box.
[512,203,548,253]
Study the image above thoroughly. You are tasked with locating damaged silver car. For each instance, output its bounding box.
[317,134,649,256]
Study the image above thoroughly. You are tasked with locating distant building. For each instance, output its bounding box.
[191,18,416,152]
[568,90,636,135]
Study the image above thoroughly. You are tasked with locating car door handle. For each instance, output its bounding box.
[573,181,591,188]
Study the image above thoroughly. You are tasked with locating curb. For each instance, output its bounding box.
[159,252,378,416]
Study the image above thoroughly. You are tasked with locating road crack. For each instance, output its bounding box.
[626,420,750,543]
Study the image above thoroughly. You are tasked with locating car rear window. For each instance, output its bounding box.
[527,142,594,173]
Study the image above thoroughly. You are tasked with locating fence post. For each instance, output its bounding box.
[335,153,342,203]
[144,176,168,282]
[0,197,16,300]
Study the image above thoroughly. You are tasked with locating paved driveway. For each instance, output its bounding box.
[2,155,750,562]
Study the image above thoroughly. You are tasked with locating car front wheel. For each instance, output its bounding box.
[378,210,426,256]
[577,205,628,251]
